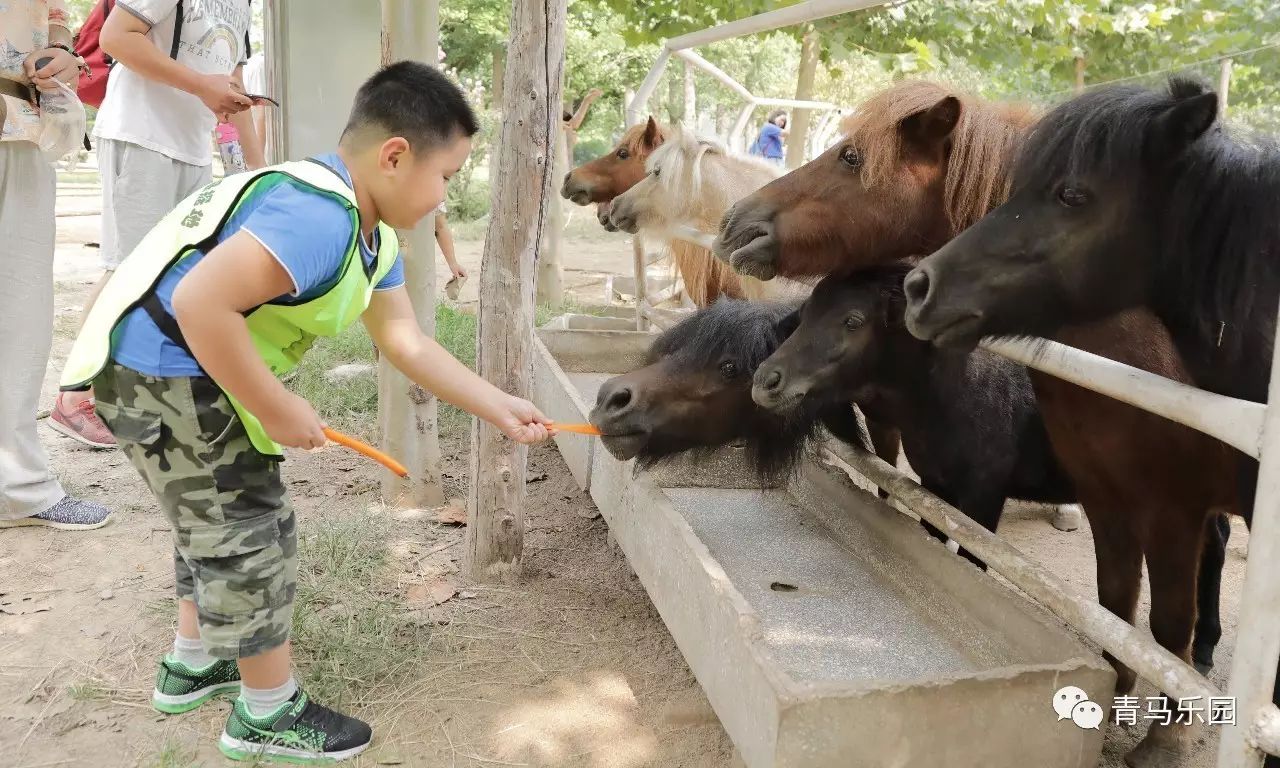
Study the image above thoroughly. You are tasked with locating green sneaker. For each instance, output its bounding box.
[218,688,372,764]
[152,656,241,714]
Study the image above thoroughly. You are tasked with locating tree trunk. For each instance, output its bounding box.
[491,45,506,108]
[379,0,445,508]
[537,101,567,305]
[785,25,819,170]
[1074,56,1086,94]
[465,0,566,582]
[683,60,696,127]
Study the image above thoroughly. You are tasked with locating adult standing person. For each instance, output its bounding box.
[0,0,112,530]
[50,0,254,447]
[748,109,788,165]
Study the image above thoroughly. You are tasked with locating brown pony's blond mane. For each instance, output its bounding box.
[841,80,1038,233]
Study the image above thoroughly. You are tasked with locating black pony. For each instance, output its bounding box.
[589,300,882,484]
[752,263,1077,568]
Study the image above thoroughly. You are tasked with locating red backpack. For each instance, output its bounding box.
[74,0,184,109]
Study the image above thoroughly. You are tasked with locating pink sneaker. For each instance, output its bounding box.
[48,393,117,449]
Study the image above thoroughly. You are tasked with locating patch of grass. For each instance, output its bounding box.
[291,511,431,709]
[141,735,201,768]
[287,300,602,440]
[285,322,379,438]
[68,682,111,702]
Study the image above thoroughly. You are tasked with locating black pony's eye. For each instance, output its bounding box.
[839,146,861,168]
[1057,186,1089,207]
[616,147,631,160]
[844,313,865,331]
[719,360,739,379]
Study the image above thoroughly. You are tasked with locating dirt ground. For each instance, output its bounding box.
[0,173,1254,768]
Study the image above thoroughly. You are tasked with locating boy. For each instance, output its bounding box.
[60,62,554,763]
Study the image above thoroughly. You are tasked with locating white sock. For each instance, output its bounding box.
[170,633,217,669]
[241,677,298,718]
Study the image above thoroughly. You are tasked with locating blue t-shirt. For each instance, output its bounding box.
[111,153,404,377]
[755,123,784,159]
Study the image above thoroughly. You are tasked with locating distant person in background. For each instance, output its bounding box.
[0,0,112,530]
[241,50,267,157]
[435,204,465,282]
[749,109,788,165]
[52,0,255,448]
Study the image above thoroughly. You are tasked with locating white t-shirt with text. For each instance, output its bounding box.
[93,0,251,166]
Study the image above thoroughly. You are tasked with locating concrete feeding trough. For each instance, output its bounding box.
[533,326,1115,768]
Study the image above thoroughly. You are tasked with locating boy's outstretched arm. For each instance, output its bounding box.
[172,232,328,449]
[363,287,554,445]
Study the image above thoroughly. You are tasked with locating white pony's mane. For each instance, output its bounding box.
[643,124,777,208]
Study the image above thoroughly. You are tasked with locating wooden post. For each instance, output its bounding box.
[785,24,819,169]
[537,100,568,306]
[465,0,566,582]
[1218,57,1233,116]
[378,0,445,508]
[632,236,648,330]
[1074,55,1086,94]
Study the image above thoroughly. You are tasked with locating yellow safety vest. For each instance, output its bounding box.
[60,159,399,457]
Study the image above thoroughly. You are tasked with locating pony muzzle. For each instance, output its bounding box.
[752,365,805,410]
[561,173,594,206]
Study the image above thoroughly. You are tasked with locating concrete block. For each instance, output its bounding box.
[532,329,1114,768]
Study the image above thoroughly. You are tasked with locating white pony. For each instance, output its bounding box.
[608,125,807,303]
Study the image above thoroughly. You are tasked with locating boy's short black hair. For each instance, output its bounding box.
[342,61,479,149]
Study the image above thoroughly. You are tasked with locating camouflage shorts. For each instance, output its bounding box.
[94,364,296,659]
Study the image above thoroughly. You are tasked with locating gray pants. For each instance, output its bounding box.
[98,138,211,269]
[0,142,64,520]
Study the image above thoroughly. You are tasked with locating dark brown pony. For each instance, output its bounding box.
[560,117,747,307]
[716,81,1237,767]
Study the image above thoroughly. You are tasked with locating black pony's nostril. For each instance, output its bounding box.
[903,268,933,307]
[604,385,633,414]
[761,368,783,392]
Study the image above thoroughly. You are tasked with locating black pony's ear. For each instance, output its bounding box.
[1149,91,1217,162]
[775,307,802,339]
[900,95,961,150]
[642,116,664,150]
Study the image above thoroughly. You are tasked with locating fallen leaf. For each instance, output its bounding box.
[434,499,467,526]
[406,578,457,607]
[526,471,549,483]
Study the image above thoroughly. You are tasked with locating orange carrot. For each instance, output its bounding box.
[322,427,409,477]
[555,422,602,436]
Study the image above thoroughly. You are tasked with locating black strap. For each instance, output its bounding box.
[141,293,198,359]
[169,0,183,60]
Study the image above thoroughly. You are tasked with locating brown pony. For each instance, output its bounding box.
[716,80,1237,768]
[561,117,747,307]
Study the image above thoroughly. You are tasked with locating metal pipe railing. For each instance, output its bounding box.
[823,441,1221,705]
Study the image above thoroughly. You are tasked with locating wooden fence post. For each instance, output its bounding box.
[465,0,567,581]
[378,0,445,508]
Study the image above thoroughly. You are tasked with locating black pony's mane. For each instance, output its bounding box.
[1015,77,1280,380]
[637,299,829,483]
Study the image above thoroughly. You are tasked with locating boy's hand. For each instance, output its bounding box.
[494,395,555,445]
[448,262,468,280]
[260,392,328,449]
